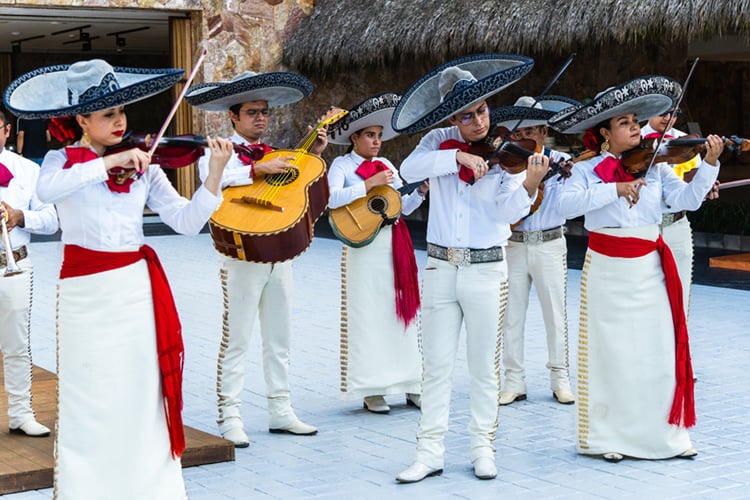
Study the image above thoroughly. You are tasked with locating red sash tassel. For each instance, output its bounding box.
[60,244,186,457]
[587,232,695,428]
[391,218,420,327]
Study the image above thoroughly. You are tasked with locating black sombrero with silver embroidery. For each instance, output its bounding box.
[328,93,401,145]
[491,95,581,129]
[391,53,534,135]
[184,71,312,111]
[548,76,681,134]
[3,59,183,120]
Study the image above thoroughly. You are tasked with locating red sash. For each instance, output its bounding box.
[587,232,695,428]
[60,244,187,457]
[355,160,420,326]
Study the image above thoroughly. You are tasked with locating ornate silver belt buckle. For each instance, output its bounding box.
[526,231,543,245]
[661,213,675,226]
[447,247,471,267]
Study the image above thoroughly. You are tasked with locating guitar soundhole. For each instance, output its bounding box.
[367,196,388,214]
[264,169,299,186]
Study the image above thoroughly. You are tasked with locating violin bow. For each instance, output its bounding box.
[640,57,700,179]
[486,52,576,164]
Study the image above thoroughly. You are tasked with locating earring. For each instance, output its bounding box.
[600,139,610,154]
[80,132,92,148]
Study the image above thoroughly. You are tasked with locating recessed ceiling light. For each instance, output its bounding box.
[11,31,21,36]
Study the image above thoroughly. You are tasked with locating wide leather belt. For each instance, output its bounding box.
[661,210,687,227]
[509,226,564,244]
[0,245,28,266]
[427,243,504,267]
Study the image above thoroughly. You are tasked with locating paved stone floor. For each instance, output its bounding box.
[5,232,750,499]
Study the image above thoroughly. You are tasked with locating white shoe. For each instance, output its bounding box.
[553,389,576,405]
[473,457,497,480]
[364,395,390,414]
[396,462,443,483]
[678,447,698,459]
[9,419,51,437]
[406,393,421,409]
[222,427,249,448]
[269,419,318,435]
[499,391,526,406]
[603,452,623,463]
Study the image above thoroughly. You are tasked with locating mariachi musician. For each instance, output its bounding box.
[327,93,427,415]
[3,59,231,499]
[185,71,326,448]
[490,96,578,407]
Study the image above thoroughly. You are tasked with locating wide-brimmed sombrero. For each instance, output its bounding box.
[3,59,183,120]
[391,53,534,135]
[490,95,581,130]
[184,71,312,111]
[549,76,681,134]
[328,93,401,145]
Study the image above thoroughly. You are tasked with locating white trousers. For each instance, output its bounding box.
[415,256,507,468]
[502,236,571,394]
[217,258,297,433]
[0,256,36,429]
[661,216,693,313]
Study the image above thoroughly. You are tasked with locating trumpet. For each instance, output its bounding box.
[1,209,23,277]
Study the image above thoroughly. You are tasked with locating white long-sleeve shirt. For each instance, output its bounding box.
[0,148,58,250]
[38,145,220,251]
[557,152,719,232]
[327,152,423,216]
[400,126,534,249]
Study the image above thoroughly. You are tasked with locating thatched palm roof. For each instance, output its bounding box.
[284,0,750,71]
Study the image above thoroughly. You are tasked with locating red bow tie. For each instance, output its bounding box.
[643,132,675,140]
[0,161,13,188]
[64,147,135,193]
[237,143,272,166]
[439,139,475,184]
[355,159,389,179]
[593,156,635,183]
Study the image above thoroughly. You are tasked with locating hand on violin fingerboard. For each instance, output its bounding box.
[707,180,720,200]
[202,137,234,195]
[703,134,724,166]
[616,178,647,207]
[522,153,548,197]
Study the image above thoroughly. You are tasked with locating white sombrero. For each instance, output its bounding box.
[328,93,401,145]
[549,76,681,134]
[184,71,312,111]
[491,95,581,129]
[391,53,534,135]
[3,59,183,120]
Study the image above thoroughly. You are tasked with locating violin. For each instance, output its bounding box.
[621,135,750,177]
[464,125,539,174]
[104,133,266,184]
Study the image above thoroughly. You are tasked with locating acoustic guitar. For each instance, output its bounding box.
[209,108,348,263]
[329,180,424,248]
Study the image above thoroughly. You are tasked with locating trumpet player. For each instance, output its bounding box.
[0,106,58,437]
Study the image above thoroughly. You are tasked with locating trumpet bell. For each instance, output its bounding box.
[4,261,23,277]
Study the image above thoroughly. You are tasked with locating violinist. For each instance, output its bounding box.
[327,93,426,415]
[3,59,231,499]
[391,54,547,483]
[641,108,706,313]
[550,75,724,463]
[491,96,578,408]
[185,71,325,448]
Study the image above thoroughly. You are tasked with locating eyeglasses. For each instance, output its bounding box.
[455,105,489,126]
[243,108,270,117]
[660,109,682,118]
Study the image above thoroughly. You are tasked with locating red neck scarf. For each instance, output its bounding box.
[0,161,13,187]
[588,232,695,428]
[64,146,135,194]
[593,156,636,183]
[59,244,187,457]
[438,139,475,184]
[643,132,675,140]
[355,159,420,326]
[237,143,272,165]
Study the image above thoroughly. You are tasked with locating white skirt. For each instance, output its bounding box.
[56,261,186,500]
[577,226,692,459]
[339,225,422,400]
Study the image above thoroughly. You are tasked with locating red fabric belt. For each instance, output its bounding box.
[587,231,695,428]
[60,244,186,457]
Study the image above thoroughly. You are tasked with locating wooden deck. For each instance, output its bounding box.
[0,361,234,495]
[709,252,750,272]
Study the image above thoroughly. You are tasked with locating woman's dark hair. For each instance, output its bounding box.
[582,118,611,153]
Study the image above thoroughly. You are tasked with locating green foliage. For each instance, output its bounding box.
[690,202,750,235]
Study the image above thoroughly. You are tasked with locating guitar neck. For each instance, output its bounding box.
[294,108,349,153]
[398,179,427,195]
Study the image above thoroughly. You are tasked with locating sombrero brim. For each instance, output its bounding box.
[3,65,184,120]
[549,76,681,134]
[491,95,581,129]
[328,93,401,145]
[185,72,312,111]
[391,53,534,135]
